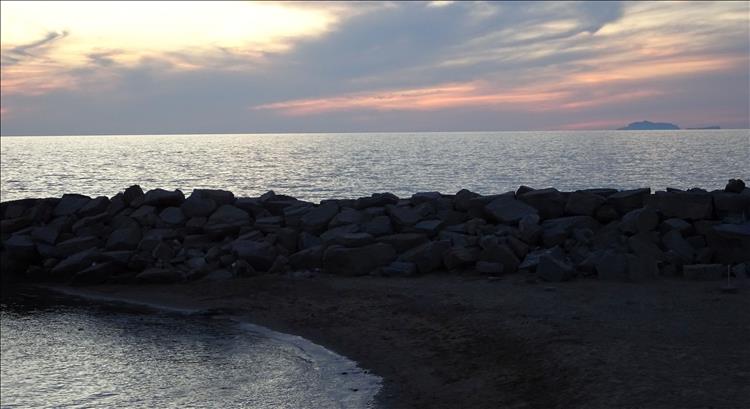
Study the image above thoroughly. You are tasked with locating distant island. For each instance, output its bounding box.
[618,120,721,130]
[618,120,679,130]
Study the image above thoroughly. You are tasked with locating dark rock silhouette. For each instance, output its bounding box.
[1,180,748,287]
[618,120,680,130]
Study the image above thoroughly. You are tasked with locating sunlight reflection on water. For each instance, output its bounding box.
[1,130,748,202]
[0,302,379,408]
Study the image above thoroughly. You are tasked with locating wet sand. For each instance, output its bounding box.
[60,273,749,409]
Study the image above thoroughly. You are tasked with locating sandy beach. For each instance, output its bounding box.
[52,273,750,409]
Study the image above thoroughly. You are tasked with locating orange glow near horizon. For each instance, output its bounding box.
[252,52,745,116]
[1,1,748,131]
[254,83,569,115]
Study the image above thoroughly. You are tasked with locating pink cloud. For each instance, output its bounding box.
[253,82,570,115]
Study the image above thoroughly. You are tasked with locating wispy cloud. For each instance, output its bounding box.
[1,1,748,134]
[254,82,568,115]
[1,30,69,66]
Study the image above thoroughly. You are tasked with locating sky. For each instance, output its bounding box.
[1,1,748,135]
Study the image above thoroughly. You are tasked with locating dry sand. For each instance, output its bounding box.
[61,273,749,409]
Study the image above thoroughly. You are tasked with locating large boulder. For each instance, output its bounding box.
[649,191,712,220]
[71,212,109,236]
[234,197,266,216]
[620,207,659,234]
[713,222,750,240]
[519,246,565,271]
[141,189,185,207]
[484,196,538,224]
[606,188,650,214]
[725,179,746,193]
[712,191,750,219]
[274,227,298,253]
[413,219,444,237]
[295,232,321,250]
[4,235,37,260]
[53,194,91,217]
[106,194,127,217]
[159,207,186,225]
[106,227,142,251]
[130,205,159,226]
[507,236,530,259]
[181,196,217,218]
[300,203,339,232]
[207,205,251,226]
[436,209,468,226]
[537,255,574,282]
[31,226,60,245]
[190,189,235,205]
[453,189,481,211]
[329,208,367,228]
[51,249,101,277]
[123,185,145,206]
[386,205,421,227]
[77,196,110,217]
[354,193,398,210]
[479,240,520,274]
[518,214,542,244]
[399,240,450,274]
[323,243,397,276]
[411,192,442,205]
[231,240,277,272]
[281,203,313,228]
[660,218,692,234]
[362,215,393,236]
[443,246,480,270]
[662,230,695,264]
[1,217,33,235]
[565,191,606,216]
[264,197,304,216]
[376,233,429,253]
[541,216,600,247]
[55,236,100,258]
[320,224,359,244]
[2,198,37,219]
[332,232,375,247]
[518,188,566,219]
[708,222,750,263]
[289,245,324,270]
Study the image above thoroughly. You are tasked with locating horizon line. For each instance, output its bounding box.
[1,128,745,138]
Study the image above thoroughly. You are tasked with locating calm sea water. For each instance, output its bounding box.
[0,295,380,408]
[1,130,748,203]
[0,130,748,407]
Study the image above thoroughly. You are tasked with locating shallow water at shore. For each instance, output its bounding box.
[0,292,380,408]
[1,130,748,202]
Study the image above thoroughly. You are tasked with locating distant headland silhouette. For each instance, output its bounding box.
[618,120,721,130]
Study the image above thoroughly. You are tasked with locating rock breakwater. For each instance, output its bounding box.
[2,180,749,286]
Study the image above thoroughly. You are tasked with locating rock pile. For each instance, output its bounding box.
[2,180,748,285]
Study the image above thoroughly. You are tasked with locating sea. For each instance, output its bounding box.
[0,291,381,408]
[1,130,748,203]
[1,129,748,408]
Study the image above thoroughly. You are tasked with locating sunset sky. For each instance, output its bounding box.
[1,1,748,135]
